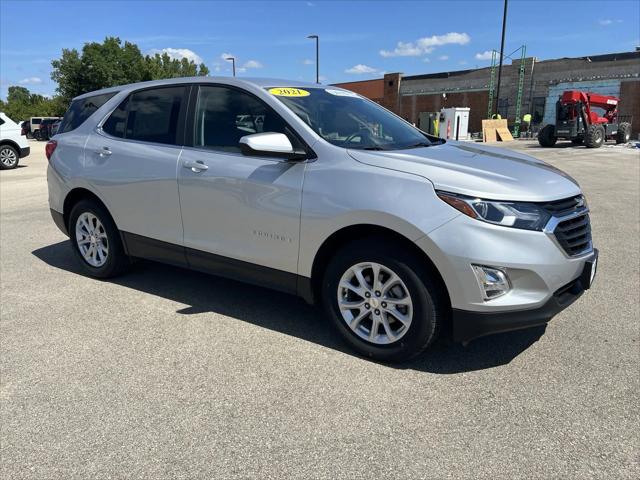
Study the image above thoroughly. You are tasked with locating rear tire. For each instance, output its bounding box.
[0,145,19,170]
[538,124,557,147]
[68,199,129,278]
[616,122,631,144]
[321,238,447,362]
[34,130,42,141]
[584,124,605,148]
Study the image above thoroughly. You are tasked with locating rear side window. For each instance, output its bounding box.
[57,92,116,134]
[102,97,129,138]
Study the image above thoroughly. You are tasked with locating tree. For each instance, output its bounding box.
[51,37,210,103]
[145,52,209,79]
[0,86,67,120]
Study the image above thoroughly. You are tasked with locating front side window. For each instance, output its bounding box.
[194,86,288,153]
[269,87,434,150]
[57,92,116,134]
[103,86,186,145]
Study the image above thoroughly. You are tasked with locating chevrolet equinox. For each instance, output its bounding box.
[47,78,598,361]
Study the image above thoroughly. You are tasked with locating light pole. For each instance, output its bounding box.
[494,0,508,116]
[307,35,319,83]
[225,57,236,77]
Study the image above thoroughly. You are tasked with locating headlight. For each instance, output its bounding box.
[437,191,551,231]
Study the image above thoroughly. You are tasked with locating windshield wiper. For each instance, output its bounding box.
[400,142,432,149]
[362,145,387,151]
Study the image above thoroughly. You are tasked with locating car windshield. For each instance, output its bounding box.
[268,87,436,150]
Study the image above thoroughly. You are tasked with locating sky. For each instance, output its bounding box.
[1,0,639,99]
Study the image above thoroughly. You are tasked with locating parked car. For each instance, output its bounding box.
[46,78,598,361]
[0,112,30,169]
[37,118,60,141]
[21,120,31,137]
[51,119,62,136]
[31,116,60,140]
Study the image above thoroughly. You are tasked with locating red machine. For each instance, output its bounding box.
[538,90,631,148]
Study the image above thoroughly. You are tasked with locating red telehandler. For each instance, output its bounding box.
[538,90,631,148]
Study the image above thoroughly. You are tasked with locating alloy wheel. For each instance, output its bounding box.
[337,262,413,345]
[75,212,109,267]
[0,147,17,168]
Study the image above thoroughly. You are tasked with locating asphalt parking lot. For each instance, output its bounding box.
[1,139,638,479]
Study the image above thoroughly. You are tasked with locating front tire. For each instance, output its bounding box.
[69,199,129,278]
[538,124,557,147]
[322,238,447,362]
[0,145,19,170]
[585,124,605,148]
[616,122,631,144]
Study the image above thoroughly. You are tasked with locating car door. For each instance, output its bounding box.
[177,85,306,283]
[84,85,188,253]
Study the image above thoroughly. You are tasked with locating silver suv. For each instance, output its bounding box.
[47,78,598,361]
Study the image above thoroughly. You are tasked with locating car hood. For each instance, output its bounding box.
[347,141,581,202]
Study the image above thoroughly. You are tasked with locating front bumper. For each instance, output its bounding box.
[417,211,597,341]
[452,250,597,342]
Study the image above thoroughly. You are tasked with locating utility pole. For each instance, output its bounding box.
[225,57,236,77]
[307,35,319,83]
[494,0,508,116]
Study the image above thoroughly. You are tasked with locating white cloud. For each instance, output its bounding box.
[459,60,468,65]
[599,19,622,26]
[19,77,43,85]
[380,32,470,57]
[423,57,431,63]
[438,55,449,61]
[303,58,314,65]
[149,48,203,64]
[242,60,263,69]
[380,41,423,57]
[345,64,378,74]
[220,52,235,61]
[475,50,494,60]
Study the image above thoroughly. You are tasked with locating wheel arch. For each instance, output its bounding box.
[63,188,120,234]
[308,224,451,311]
[0,139,21,152]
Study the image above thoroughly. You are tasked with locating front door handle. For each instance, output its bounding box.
[96,147,112,157]
[183,160,208,172]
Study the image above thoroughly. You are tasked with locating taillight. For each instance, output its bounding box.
[45,140,57,161]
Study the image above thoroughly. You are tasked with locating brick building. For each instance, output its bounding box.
[333,50,640,136]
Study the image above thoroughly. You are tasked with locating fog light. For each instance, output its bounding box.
[471,265,511,301]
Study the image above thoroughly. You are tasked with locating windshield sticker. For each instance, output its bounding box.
[325,89,360,98]
[268,87,310,97]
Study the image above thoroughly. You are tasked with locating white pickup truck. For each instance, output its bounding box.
[0,112,30,169]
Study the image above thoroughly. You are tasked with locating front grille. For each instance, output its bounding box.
[540,195,585,216]
[553,212,592,256]
[542,195,592,257]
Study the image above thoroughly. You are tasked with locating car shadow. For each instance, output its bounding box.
[32,241,546,374]
[525,142,582,149]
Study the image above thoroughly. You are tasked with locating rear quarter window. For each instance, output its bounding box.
[57,92,117,134]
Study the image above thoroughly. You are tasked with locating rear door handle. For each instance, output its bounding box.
[96,147,112,157]
[183,160,208,172]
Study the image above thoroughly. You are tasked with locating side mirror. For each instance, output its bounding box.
[239,132,307,161]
